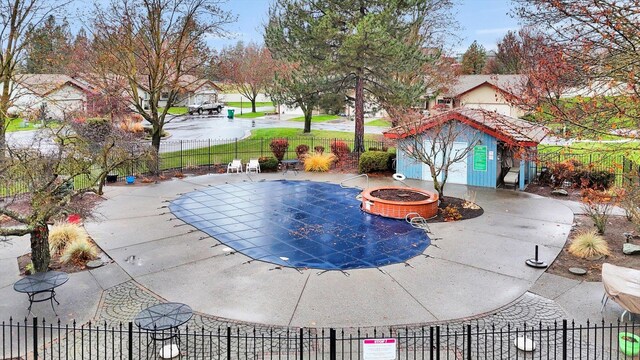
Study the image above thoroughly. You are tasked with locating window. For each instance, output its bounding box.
[436,97,453,107]
[161,92,169,100]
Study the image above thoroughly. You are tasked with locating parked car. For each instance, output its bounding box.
[188,101,224,115]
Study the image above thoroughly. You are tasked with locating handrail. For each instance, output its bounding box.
[340,174,369,190]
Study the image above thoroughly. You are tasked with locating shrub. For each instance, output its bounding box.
[25,262,34,275]
[548,159,582,187]
[295,144,310,159]
[330,140,350,161]
[303,153,336,172]
[359,151,393,173]
[269,138,289,161]
[258,156,279,171]
[314,145,325,154]
[568,230,610,259]
[581,188,621,234]
[60,238,98,265]
[49,222,89,255]
[441,204,462,222]
[581,170,615,190]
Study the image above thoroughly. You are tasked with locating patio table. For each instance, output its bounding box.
[14,271,69,315]
[134,302,193,342]
[281,159,299,174]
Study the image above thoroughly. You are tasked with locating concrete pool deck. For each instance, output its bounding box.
[83,172,572,328]
[1,171,631,330]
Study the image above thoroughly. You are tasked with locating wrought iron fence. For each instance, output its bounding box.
[0,137,389,198]
[537,152,639,187]
[2,317,640,359]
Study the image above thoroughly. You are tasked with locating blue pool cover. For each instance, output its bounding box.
[169,180,430,270]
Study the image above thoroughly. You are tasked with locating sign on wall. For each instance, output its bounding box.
[473,145,487,172]
[363,339,397,360]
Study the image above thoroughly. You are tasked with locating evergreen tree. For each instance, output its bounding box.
[461,41,486,75]
[24,15,72,73]
[493,31,523,74]
[265,0,453,152]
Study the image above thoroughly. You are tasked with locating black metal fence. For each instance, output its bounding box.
[2,317,640,359]
[0,137,389,198]
[537,152,639,187]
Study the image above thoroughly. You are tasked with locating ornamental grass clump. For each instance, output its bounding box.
[303,153,336,172]
[49,222,89,255]
[568,230,611,259]
[60,238,98,265]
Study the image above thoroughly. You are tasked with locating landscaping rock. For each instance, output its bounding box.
[569,267,587,275]
[551,189,569,196]
[623,243,640,255]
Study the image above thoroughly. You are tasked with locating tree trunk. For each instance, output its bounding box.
[354,75,365,153]
[31,224,51,273]
[251,99,257,113]
[303,106,312,133]
[151,123,161,175]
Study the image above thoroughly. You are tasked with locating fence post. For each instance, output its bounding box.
[299,328,304,360]
[32,317,38,359]
[180,140,183,171]
[227,326,232,360]
[329,328,336,360]
[235,138,238,159]
[128,322,133,360]
[562,319,567,360]
[261,138,264,157]
[435,326,440,360]
[466,324,471,360]
[429,327,434,360]
[208,139,212,172]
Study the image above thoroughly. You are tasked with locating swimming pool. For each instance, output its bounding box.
[169,180,430,270]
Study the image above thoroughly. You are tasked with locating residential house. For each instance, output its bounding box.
[385,108,547,190]
[427,74,526,118]
[9,74,96,120]
[158,74,222,108]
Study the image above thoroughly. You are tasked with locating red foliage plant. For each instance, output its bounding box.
[330,140,350,162]
[269,138,289,161]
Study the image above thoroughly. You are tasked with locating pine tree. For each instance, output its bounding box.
[493,31,523,74]
[265,0,453,152]
[24,15,72,74]
[461,41,486,75]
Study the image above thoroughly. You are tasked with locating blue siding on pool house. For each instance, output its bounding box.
[467,130,498,188]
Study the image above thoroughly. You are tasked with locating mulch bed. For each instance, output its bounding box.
[526,183,584,202]
[547,214,640,282]
[428,196,484,223]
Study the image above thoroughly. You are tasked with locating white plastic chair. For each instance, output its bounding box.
[227,159,243,173]
[246,159,260,173]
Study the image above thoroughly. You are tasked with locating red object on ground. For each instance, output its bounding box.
[67,214,81,224]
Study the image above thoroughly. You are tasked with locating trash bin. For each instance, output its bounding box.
[227,109,235,119]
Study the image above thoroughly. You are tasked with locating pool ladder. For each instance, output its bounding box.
[405,212,431,233]
[340,174,369,190]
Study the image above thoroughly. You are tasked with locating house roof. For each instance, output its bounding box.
[176,74,222,93]
[384,108,547,147]
[440,74,526,98]
[16,74,96,96]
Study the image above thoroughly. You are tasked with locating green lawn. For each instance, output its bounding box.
[160,107,189,115]
[225,101,273,108]
[158,127,384,170]
[538,142,640,163]
[289,114,341,123]
[366,119,391,127]
[234,110,276,118]
[5,118,33,132]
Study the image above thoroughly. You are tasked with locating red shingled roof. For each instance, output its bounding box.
[384,108,548,147]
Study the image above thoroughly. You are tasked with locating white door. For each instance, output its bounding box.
[421,141,468,185]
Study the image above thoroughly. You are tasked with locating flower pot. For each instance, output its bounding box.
[106,174,118,183]
[619,332,640,356]
[126,175,135,184]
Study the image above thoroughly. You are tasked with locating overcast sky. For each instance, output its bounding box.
[207,0,520,54]
[70,0,520,54]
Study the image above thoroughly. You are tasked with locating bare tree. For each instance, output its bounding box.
[89,0,234,154]
[390,110,480,198]
[218,42,277,113]
[0,0,69,155]
[0,125,94,272]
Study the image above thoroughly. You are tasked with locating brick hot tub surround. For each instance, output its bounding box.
[361,187,439,219]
